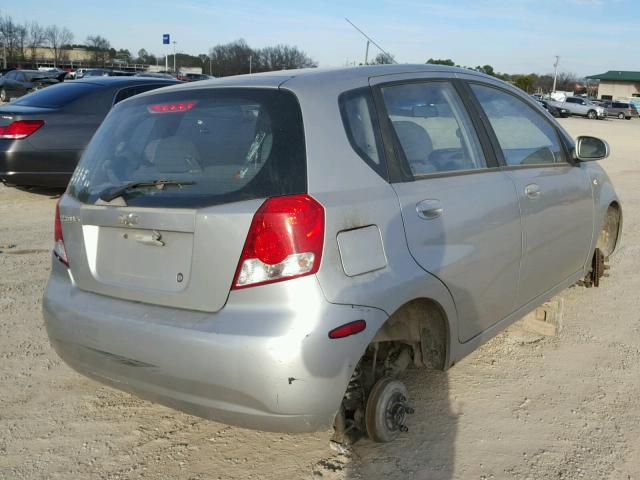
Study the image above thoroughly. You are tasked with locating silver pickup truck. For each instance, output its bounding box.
[548,97,607,119]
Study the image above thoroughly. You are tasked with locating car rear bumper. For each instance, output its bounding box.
[0,148,78,187]
[43,259,386,433]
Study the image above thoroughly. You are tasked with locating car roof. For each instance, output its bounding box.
[132,64,494,99]
[69,77,180,87]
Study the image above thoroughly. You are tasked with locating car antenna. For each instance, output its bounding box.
[345,18,398,65]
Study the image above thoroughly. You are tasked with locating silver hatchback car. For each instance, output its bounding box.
[43,65,621,443]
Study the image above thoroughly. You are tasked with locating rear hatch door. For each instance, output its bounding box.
[60,86,307,312]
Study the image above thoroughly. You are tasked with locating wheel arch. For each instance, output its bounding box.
[597,200,622,258]
[369,297,452,371]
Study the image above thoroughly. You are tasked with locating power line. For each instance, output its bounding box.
[345,18,397,64]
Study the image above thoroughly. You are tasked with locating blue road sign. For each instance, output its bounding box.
[163,34,170,45]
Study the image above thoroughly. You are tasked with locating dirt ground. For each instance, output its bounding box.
[1,117,639,480]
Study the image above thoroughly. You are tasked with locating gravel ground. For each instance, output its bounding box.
[1,117,639,479]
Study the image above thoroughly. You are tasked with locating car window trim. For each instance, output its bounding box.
[463,81,575,169]
[371,77,499,184]
[338,86,390,181]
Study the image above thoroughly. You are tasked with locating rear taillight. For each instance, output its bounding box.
[0,120,44,139]
[232,194,324,289]
[54,199,69,266]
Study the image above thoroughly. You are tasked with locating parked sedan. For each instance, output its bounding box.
[82,69,134,78]
[0,70,60,102]
[134,72,177,79]
[185,73,215,81]
[44,65,620,444]
[0,76,179,187]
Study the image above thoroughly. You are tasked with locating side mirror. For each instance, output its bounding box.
[575,136,610,161]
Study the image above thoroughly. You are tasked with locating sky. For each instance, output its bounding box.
[4,0,639,76]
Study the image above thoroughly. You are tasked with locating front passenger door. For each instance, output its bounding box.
[3,71,17,96]
[470,83,594,307]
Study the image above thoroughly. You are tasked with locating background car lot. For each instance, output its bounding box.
[1,117,639,479]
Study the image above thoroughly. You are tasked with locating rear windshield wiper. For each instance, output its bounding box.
[98,179,196,202]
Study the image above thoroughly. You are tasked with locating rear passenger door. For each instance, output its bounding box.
[468,83,593,308]
[371,75,523,343]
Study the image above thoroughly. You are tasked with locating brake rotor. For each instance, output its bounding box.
[591,247,605,287]
[365,376,414,443]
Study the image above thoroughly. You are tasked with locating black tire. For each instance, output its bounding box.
[0,88,6,103]
[587,110,597,120]
[365,377,409,443]
[618,112,625,120]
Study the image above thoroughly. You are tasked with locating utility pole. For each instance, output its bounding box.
[172,41,177,73]
[552,55,560,93]
[209,55,212,75]
[364,40,370,65]
[249,55,252,74]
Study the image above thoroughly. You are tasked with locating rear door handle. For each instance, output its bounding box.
[416,199,443,220]
[524,183,541,199]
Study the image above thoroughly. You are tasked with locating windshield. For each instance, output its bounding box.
[13,82,100,108]
[68,88,307,208]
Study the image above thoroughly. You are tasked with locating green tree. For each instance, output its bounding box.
[514,75,535,93]
[372,52,395,65]
[426,58,455,66]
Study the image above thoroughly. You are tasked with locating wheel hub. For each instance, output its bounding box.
[384,393,414,433]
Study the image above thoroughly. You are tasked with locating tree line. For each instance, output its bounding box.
[423,58,590,94]
[0,11,316,74]
[0,12,73,67]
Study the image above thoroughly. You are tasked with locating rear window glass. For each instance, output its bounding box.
[13,83,100,108]
[68,88,307,208]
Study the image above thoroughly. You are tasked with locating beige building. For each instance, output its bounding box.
[31,47,93,64]
[586,71,640,100]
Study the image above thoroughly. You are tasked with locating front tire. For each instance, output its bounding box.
[587,110,597,120]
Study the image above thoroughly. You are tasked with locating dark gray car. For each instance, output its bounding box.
[43,65,621,443]
[0,70,60,102]
[0,76,179,187]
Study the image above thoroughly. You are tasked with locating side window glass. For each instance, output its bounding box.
[471,84,567,166]
[339,88,386,178]
[5,71,16,80]
[380,81,486,176]
[114,85,165,105]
